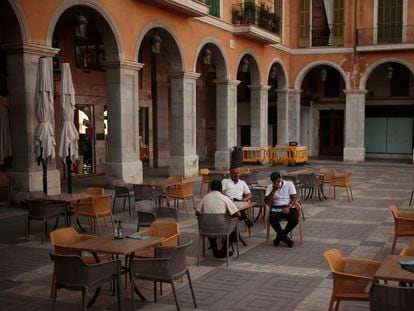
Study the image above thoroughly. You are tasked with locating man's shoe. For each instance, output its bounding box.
[245,218,254,228]
[282,236,294,248]
[214,250,233,258]
[273,235,281,247]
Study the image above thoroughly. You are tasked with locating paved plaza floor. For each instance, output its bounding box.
[0,160,413,310]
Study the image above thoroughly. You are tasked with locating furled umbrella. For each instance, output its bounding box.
[58,62,79,193]
[34,57,56,195]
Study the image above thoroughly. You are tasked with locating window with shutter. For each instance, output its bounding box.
[299,0,310,47]
[332,0,344,45]
[206,0,220,18]
[378,0,403,43]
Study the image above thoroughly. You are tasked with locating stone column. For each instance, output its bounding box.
[214,79,239,170]
[4,44,61,203]
[344,89,366,162]
[104,60,144,184]
[169,72,200,178]
[249,85,271,147]
[196,86,207,161]
[276,89,289,145]
[155,80,170,167]
[288,89,301,143]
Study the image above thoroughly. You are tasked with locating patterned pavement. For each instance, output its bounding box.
[0,160,413,310]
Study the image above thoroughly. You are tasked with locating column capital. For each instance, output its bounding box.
[213,79,240,86]
[343,89,368,95]
[1,43,59,57]
[102,60,144,71]
[276,88,302,94]
[248,84,272,91]
[169,71,201,80]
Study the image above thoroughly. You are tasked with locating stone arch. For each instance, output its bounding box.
[193,37,229,80]
[360,57,414,90]
[294,60,350,90]
[46,0,123,61]
[6,0,30,43]
[235,49,261,85]
[135,21,185,72]
[266,58,288,88]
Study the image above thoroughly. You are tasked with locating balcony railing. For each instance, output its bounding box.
[299,24,344,47]
[232,2,280,35]
[357,25,414,46]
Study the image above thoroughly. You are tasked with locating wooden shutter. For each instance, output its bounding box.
[299,0,310,47]
[378,0,403,43]
[206,0,220,18]
[332,0,344,45]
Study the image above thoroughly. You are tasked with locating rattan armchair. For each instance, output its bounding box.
[332,171,353,201]
[324,248,381,311]
[72,194,114,235]
[199,168,210,195]
[388,205,414,254]
[166,180,195,216]
[129,240,197,311]
[319,168,336,197]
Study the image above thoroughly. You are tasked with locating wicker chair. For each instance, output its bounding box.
[388,205,414,254]
[369,282,414,311]
[199,168,210,195]
[50,252,123,311]
[332,171,353,202]
[166,181,195,216]
[135,200,178,231]
[197,213,239,267]
[25,199,67,244]
[129,240,197,311]
[324,248,381,311]
[72,194,115,235]
[319,168,336,197]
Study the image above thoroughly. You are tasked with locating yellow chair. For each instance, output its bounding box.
[199,168,210,195]
[72,194,115,235]
[388,205,414,254]
[319,168,336,197]
[332,171,353,202]
[84,187,104,196]
[167,181,195,216]
[238,166,250,175]
[324,248,381,311]
[265,202,304,245]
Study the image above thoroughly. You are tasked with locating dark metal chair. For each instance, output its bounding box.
[369,282,414,311]
[133,184,164,205]
[112,181,134,216]
[250,187,266,224]
[49,252,123,311]
[197,213,239,267]
[25,199,67,244]
[129,240,197,311]
[135,200,178,231]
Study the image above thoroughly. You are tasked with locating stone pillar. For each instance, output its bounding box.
[155,80,170,167]
[276,89,289,145]
[214,79,239,170]
[344,89,366,162]
[288,89,301,143]
[169,72,200,178]
[249,85,271,147]
[104,60,144,184]
[196,86,207,161]
[4,44,61,203]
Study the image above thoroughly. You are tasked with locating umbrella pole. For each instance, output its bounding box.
[38,147,48,195]
[66,147,72,193]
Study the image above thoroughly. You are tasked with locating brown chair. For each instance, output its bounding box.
[134,220,180,258]
[332,171,353,201]
[265,201,304,245]
[399,238,414,256]
[324,248,381,311]
[129,240,197,311]
[25,199,67,244]
[388,205,414,254]
[84,187,105,196]
[49,227,111,296]
[369,282,414,311]
[166,181,195,216]
[72,194,115,235]
[199,168,210,195]
[319,168,336,197]
[50,252,123,311]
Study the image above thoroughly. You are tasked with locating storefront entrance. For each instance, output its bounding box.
[319,110,344,156]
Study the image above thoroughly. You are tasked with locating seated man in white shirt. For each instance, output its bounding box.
[264,172,298,247]
[196,180,240,258]
[222,167,253,227]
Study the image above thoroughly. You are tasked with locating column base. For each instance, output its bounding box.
[9,169,61,204]
[215,151,231,170]
[169,155,199,178]
[343,148,365,163]
[105,161,143,185]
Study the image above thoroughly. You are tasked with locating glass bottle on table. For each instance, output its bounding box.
[114,219,119,239]
[118,220,123,239]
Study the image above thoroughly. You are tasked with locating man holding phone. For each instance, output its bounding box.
[264,172,298,247]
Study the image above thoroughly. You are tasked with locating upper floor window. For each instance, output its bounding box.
[377,0,403,43]
[206,0,220,18]
[299,0,344,47]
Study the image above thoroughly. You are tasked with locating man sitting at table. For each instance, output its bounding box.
[264,172,297,247]
[222,167,253,227]
[196,180,240,258]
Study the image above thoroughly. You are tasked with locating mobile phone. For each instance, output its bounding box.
[399,260,414,265]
